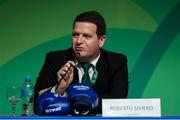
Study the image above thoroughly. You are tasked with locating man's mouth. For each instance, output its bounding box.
[75,47,83,51]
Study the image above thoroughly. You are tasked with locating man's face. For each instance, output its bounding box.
[72,22,106,62]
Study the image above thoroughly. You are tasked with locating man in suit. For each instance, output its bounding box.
[34,11,128,114]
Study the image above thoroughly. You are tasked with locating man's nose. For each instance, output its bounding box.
[76,35,84,43]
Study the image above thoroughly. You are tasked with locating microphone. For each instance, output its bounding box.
[75,52,80,59]
[55,52,80,93]
[55,64,73,93]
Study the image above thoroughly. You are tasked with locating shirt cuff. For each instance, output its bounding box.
[50,86,56,93]
[51,86,67,97]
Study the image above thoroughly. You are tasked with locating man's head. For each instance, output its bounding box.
[73,11,106,38]
[72,11,106,63]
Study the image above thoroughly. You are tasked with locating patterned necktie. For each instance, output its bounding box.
[81,63,91,84]
[91,65,98,85]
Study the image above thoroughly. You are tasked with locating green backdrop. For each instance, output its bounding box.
[0,0,179,115]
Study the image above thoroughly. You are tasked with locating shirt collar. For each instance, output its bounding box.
[91,53,100,67]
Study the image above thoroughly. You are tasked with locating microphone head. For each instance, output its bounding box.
[75,52,80,59]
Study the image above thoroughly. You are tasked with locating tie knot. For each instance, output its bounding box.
[79,63,97,85]
[81,63,92,72]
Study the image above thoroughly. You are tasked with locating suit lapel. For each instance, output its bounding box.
[95,50,109,90]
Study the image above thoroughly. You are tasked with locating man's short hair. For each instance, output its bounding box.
[73,11,106,37]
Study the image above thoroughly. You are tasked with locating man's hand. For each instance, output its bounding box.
[56,60,75,95]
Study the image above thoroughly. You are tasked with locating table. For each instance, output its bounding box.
[0,116,180,120]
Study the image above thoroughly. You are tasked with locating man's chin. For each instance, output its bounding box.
[77,56,89,63]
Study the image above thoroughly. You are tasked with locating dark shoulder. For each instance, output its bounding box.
[101,49,127,60]
[45,48,74,64]
[46,48,73,58]
[47,49,67,57]
[101,49,127,66]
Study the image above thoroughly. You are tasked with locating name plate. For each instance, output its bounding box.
[102,98,161,117]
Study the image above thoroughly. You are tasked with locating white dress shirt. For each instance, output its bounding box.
[76,54,100,83]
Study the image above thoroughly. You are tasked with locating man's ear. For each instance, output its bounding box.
[99,35,106,48]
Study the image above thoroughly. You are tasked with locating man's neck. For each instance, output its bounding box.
[76,53,101,65]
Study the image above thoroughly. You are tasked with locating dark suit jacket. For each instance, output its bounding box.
[34,47,128,114]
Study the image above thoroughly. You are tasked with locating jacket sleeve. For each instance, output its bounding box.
[34,53,58,114]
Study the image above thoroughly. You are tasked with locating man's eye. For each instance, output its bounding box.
[83,35,91,39]
[85,36,91,39]
[73,34,79,38]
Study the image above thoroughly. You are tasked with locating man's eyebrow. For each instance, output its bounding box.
[72,32,79,35]
[82,33,92,37]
